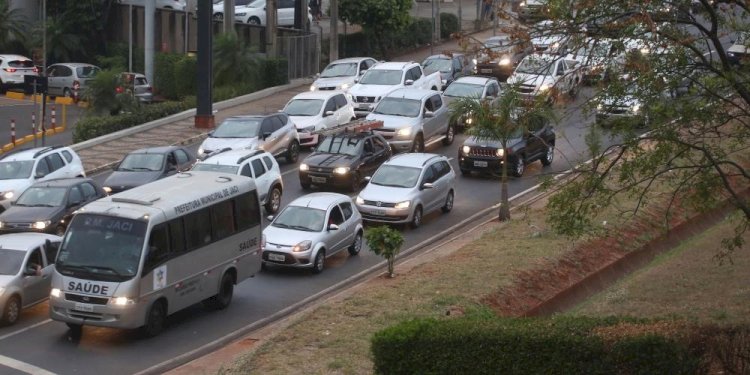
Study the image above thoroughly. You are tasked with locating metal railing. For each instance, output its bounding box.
[277,33,320,80]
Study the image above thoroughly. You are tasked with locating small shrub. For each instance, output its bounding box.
[440,13,459,39]
[73,100,189,143]
[364,226,404,277]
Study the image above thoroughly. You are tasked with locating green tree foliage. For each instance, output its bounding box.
[339,0,413,58]
[364,226,405,278]
[212,32,259,87]
[83,69,136,116]
[492,1,750,257]
[0,0,27,51]
[41,16,83,65]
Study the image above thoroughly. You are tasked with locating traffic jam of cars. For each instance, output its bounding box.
[1,3,737,335]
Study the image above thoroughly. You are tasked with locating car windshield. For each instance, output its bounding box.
[516,57,554,75]
[320,62,358,78]
[315,136,362,156]
[117,153,164,172]
[247,0,264,8]
[285,99,324,116]
[0,160,33,180]
[422,58,452,73]
[370,165,422,188]
[191,163,239,174]
[372,97,421,117]
[0,249,24,275]
[443,82,484,98]
[213,119,261,138]
[15,186,67,207]
[359,70,402,85]
[272,206,325,232]
[76,66,100,78]
[56,214,147,281]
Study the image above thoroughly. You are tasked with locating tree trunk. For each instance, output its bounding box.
[499,144,511,221]
[387,255,395,277]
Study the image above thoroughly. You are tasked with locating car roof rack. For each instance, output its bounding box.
[0,146,33,160]
[312,119,383,137]
[236,150,265,164]
[201,147,233,161]
[111,197,160,206]
[32,145,63,159]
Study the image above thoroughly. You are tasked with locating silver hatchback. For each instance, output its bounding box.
[356,153,455,228]
[0,233,62,325]
[47,63,100,100]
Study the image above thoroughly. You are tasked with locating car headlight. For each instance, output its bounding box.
[496,148,504,157]
[50,288,61,298]
[498,57,511,66]
[302,125,316,133]
[462,145,471,154]
[397,127,412,136]
[394,200,410,209]
[299,163,309,171]
[2,191,13,200]
[466,118,473,125]
[33,221,51,230]
[0,221,3,229]
[597,103,603,110]
[728,52,735,57]
[640,47,650,54]
[356,196,364,205]
[292,240,312,252]
[539,84,550,92]
[198,147,205,155]
[472,58,477,65]
[551,42,560,50]
[309,84,317,91]
[340,83,350,90]
[520,1,526,6]
[103,186,112,194]
[110,296,136,306]
[333,167,350,175]
[375,96,381,102]
[632,104,641,113]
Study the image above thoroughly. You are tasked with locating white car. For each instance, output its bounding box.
[0,54,38,93]
[212,0,255,20]
[118,0,186,11]
[506,53,583,102]
[235,0,311,26]
[191,149,284,214]
[283,91,355,147]
[262,193,364,274]
[310,57,379,92]
[0,147,85,213]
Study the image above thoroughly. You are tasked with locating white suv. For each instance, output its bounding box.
[191,149,284,214]
[0,146,85,213]
[0,55,38,93]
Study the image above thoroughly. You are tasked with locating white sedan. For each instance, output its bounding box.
[283,91,355,147]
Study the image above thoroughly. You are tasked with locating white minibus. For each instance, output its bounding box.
[49,171,263,336]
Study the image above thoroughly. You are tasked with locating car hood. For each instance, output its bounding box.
[0,274,18,286]
[349,84,397,98]
[201,137,260,153]
[0,205,62,223]
[477,48,514,63]
[313,76,356,89]
[103,170,163,190]
[0,179,31,198]
[263,225,324,247]
[365,114,419,130]
[359,183,412,203]
[304,152,357,168]
[728,44,749,54]
[507,72,553,88]
[291,116,323,131]
[463,136,520,148]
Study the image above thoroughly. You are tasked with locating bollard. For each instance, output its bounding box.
[51,105,56,130]
[10,119,15,145]
[31,112,35,134]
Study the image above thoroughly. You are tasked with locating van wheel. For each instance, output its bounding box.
[312,250,325,274]
[348,231,363,255]
[206,272,234,310]
[411,133,424,153]
[286,140,300,163]
[141,300,166,337]
[442,125,455,145]
[410,205,423,229]
[1,295,20,325]
[265,186,282,214]
[441,190,454,213]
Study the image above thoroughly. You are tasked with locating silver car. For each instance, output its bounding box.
[356,153,455,228]
[47,63,100,100]
[0,233,62,325]
[262,193,364,274]
[119,72,153,103]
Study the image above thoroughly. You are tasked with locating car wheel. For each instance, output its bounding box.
[0,80,6,94]
[441,190,454,213]
[312,249,325,274]
[140,300,166,337]
[214,13,223,21]
[265,185,282,214]
[286,140,300,163]
[348,231,363,255]
[512,156,525,177]
[248,16,261,25]
[460,168,471,176]
[206,272,234,310]
[1,295,20,325]
[260,261,268,271]
[349,171,360,192]
[63,88,72,98]
[411,133,424,153]
[541,144,554,166]
[55,225,66,237]
[442,125,455,146]
[410,205,423,229]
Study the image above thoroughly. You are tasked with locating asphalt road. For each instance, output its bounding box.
[0,96,84,147]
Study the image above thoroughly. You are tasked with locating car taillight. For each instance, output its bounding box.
[3,68,16,73]
[115,86,124,94]
[73,80,80,90]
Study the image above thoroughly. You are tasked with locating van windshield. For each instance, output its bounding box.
[0,249,24,275]
[56,214,147,282]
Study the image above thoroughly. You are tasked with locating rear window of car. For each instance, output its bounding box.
[76,66,100,78]
[61,150,73,163]
[8,60,33,68]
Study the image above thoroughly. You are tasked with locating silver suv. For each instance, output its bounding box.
[0,233,62,325]
[198,114,300,164]
[355,153,455,228]
[0,146,86,213]
[192,149,284,214]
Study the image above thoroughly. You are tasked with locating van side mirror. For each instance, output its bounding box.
[354,78,359,83]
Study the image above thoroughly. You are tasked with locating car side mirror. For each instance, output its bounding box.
[69,199,82,207]
[208,130,215,137]
[324,110,334,117]
[424,111,434,118]
[262,132,272,140]
[166,164,177,173]
[266,215,274,221]
[328,223,339,231]
[404,79,414,86]
[353,78,359,83]
[421,182,434,190]
[35,171,46,179]
[359,70,367,75]
[364,176,371,181]
[23,265,40,277]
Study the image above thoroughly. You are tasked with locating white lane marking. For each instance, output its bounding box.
[281,167,298,176]
[0,319,52,342]
[0,354,57,375]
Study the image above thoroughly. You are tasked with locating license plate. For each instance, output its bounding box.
[358,103,370,109]
[311,176,326,184]
[371,209,386,216]
[74,302,94,312]
[481,69,493,73]
[268,253,285,262]
[474,160,489,167]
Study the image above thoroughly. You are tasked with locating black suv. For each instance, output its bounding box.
[0,178,106,236]
[458,118,555,177]
[299,132,392,192]
[421,53,474,90]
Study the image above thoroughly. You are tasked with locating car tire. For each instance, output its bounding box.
[214,13,223,21]
[140,300,167,338]
[312,249,325,274]
[205,272,234,310]
[265,185,282,214]
[512,156,525,177]
[0,80,6,94]
[1,295,20,325]
[348,231,363,256]
[286,140,300,163]
[441,190,454,213]
[63,88,72,98]
[248,16,261,25]
[411,133,424,153]
[541,144,554,166]
[442,125,455,146]
[349,172,360,192]
[410,205,423,229]
[55,225,66,237]
[460,168,471,176]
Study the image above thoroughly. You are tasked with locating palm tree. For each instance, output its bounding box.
[0,0,27,50]
[42,16,84,64]
[213,33,259,87]
[449,86,554,221]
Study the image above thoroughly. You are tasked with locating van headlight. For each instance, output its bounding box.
[110,296,136,306]
[462,145,471,155]
[397,127,412,137]
[299,163,309,171]
[292,240,312,252]
[50,288,61,298]
[356,196,364,205]
[394,201,411,209]
[33,221,51,230]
